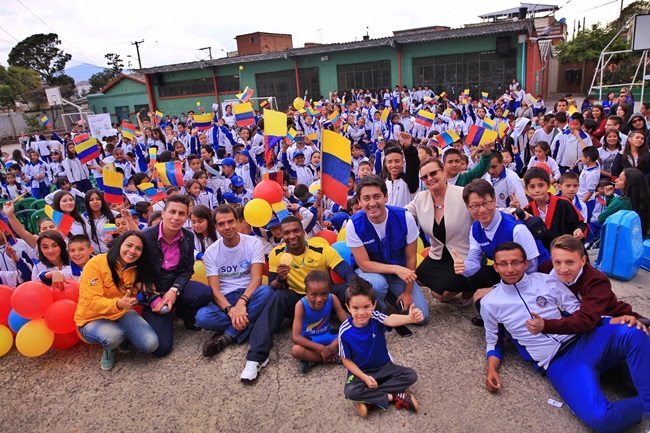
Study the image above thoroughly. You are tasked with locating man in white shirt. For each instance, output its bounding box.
[196,205,273,357]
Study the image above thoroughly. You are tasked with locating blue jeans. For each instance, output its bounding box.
[546,324,650,432]
[355,269,429,323]
[195,285,273,343]
[78,310,159,353]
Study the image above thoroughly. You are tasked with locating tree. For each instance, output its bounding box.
[8,33,72,84]
[87,53,125,94]
[0,65,43,108]
[105,53,124,76]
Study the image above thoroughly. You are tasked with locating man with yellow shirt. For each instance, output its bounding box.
[240,216,355,383]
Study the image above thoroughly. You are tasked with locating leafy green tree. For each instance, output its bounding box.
[0,65,43,108]
[105,53,124,76]
[8,33,72,84]
[87,53,125,94]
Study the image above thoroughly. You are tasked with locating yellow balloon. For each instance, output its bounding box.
[337,227,347,242]
[309,237,329,248]
[192,260,209,285]
[16,318,54,357]
[244,198,273,227]
[549,185,557,195]
[262,275,268,285]
[417,237,425,255]
[0,325,13,357]
[293,97,305,111]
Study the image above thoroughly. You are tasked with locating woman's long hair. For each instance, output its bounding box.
[106,231,152,292]
[622,168,650,237]
[37,230,70,267]
[84,190,115,247]
[622,131,650,173]
[53,190,89,238]
[190,205,217,253]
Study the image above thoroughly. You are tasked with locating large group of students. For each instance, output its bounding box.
[3,80,650,431]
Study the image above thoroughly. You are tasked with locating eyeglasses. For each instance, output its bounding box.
[419,169,440,181]
[633,118,644,123]
[467,200,495,211]
[495,260,526,268]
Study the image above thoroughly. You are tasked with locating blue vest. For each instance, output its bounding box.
[472,212,550,263]
[351,206,408,267]
[300,295,333,343]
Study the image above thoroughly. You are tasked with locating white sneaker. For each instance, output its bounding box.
[240,358,269,383]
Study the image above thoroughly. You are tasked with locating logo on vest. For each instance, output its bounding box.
[363,240,375,246]
[536,296,548,308]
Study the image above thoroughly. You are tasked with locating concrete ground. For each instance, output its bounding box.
[2,251,650,433]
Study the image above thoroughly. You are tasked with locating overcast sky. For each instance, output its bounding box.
[0,0,631,73]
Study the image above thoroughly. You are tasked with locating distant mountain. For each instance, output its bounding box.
[64,63,105,82]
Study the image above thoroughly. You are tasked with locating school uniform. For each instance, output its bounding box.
[24,160,51,199]
[481,167,527,209]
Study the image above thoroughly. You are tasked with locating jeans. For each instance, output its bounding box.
[142,281,213,357]
[355,269,429,323]
[195,285,273,343]
[78,310,159,353]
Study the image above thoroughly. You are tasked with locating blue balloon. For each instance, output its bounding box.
[8,309,30,333]
[331,241,353,266]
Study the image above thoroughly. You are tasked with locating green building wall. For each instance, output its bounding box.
[87,79,149,124]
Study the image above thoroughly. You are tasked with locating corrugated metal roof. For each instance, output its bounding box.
[138,21,532,74]
[478,3,558,19]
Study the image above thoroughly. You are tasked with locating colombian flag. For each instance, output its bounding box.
[104,223,118,235]
[44,205,75,236]
[483,117,495,130]
[435,130,461,146]
[306,106,320,117]
[465,125,497,147]
[103,169,124,204]
[155,111,164,122]
[271,201,290,221]
[415,110,435,128]
[122,121,136,140]
[148,146,157,162]
[196,101,204,113]
[328,111,342,128]
[498,122,510,139]
[73,133,90,144]
[321,130,351,208]
[234,102,255,127]
[41,116,51,129]
[263,109,286,164]
[380,108,390,122]
[155,161,184,187]
[567,105,578,119]
[482,92,489,102]
[75,137,101,164]
[286,127,297,142]
[260,99,270,110]
[137,181,167,202]
[237,86,254,103]
[194,113,212,131]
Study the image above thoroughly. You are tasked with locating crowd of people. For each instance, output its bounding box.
[3,80,650,429]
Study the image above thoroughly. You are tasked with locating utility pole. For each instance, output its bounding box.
[131,40,144,69]
[199,47,213,60]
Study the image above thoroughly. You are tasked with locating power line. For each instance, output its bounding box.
[573,0,618,15]
[0,25,19,42]
[16,0,99,66]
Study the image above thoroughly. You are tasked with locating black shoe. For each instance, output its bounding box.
[299,361,315,374]
[471,315,484,327]
[202,334,231,357]
[183,319,201,332]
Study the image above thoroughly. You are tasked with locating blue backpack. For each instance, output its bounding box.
[595,210,644,281]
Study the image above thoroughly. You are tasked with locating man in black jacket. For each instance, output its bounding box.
[141,194,212,357]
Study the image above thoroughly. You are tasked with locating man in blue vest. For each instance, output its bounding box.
[346,175,429,323]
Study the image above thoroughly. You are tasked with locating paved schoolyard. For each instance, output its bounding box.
[2,256,649,433]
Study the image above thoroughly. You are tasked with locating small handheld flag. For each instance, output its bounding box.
[155,111,164,123]
[321,130,351,208]
[260,99,270,110]
[102,169,124,204]
[148,146,157,162]
[435,130,461,146]
[465,125,498,147]
[286,127,297,142]
[482,92,489,102]
[263,109,287,165]
[75,137,101,164]
[327,111,342,128]
[262,171,284,187]
[104,223,118,235]
[73,133,91,144]
[524,93,537,106]
[155,161,184,187]
[567,105,578,119]
[380,108,390,123]
[44,205,75,236]
[483,117,496,130]
[415,110,435,128]
[194,113,213,131]
[498,122,510,139]
[122,121,136,140]
[271,202,291,221]
[137,181,167,203]
[306,106,320,117]
[41,116,51,129]
[196,101,205,113]
[234,102,256,127]
[236,86,254,103]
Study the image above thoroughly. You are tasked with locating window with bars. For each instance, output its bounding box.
[337,61,391,92]
[157,78,215,98]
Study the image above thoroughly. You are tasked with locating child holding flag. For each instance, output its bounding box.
[24,149,51,199]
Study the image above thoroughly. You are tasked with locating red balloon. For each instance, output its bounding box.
[421,247,430,258]
[52,330,79,350]
[330,269,344,284]
[11,281,53,320]
[44,300,78,334]
[51,280,80,303]
[0,285,14,325]
[315,230,337,245]
[252,180,284,204]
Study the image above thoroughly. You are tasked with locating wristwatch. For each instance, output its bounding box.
[224,305,233,314]
[170,287,179,295]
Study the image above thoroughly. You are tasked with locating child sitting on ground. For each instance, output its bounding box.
[339,276,423,418]
[290,270,349,373]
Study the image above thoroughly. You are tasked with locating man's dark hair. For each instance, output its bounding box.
[523,167,551,187]
[462,179,496,204]
[304,270,331,291]
[356,174,387,197]
[442,148,462,162]
[494,242,527,261]
[582,146,599,162]
[491,150,503,163]
[570,112,584,125]
[280,215,303,229]
[555,112,567,124]
[543,113,555,123]
[550,234,585,257]
[608,115,624,127]
[68,234,91,247]
[164,194,190,210]
[134,201,151,216]
[345,275,376,305]
[215,204,237,219]
[559,171,579,184]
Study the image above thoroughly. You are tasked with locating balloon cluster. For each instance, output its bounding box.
[0,281,81,358]
[244,180,285,228]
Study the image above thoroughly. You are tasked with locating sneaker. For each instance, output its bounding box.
[394,392,419,413]
[202,334,232,358]
[355,402,368,418]
[117,340,132,354]
[458,297,474,308]
[299,361,315,374]
[101,348,115,370]
[240,358,269,383]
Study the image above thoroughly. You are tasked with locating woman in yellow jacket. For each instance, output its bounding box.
[75,231,159,370]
